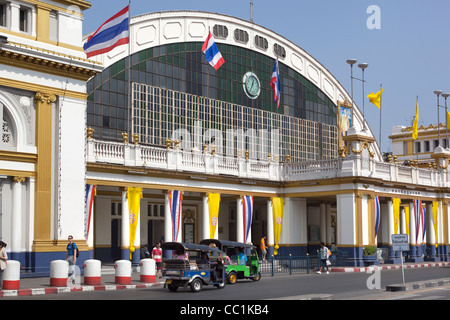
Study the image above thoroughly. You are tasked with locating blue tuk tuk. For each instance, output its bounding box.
[161,242,227,292]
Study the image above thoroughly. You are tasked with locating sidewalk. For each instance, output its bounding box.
[1,261,449,298]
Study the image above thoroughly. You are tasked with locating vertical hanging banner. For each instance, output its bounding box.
[432,202,439,248]
[393,198,401,234]
[85,184,96,240]
[405,206,410,235]
[374,196,380,239]
[414,200,423,244]
[243,196,254,244]
[272,197,284,256]
[169,190,183,242]
[208,193,221,239]
[422,206,426,243]
[127,187,142,257]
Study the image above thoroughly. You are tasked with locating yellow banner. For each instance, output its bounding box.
[432,202,439,248]
[272,197,284,256]
[127,187,142,258]
[404,206,409,235]
[208,193,221,239]
[393,198,401,234]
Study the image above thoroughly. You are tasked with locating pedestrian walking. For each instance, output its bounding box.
[65,235,78,266]
[0,241,7,289]
[317,242,330,274]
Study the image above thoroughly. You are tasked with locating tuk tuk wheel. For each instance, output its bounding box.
[167,283,179,291]
[252,272,261,281]
[215,282,226,289]
[227,271,237,284]
[190,278,203,292]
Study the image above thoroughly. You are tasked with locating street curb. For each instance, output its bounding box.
[0,281,164,298]
[269,294,334,300]
[330,261,450,273]
[386,277,450,292]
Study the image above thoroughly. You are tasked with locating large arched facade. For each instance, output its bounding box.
[85,11,449,267]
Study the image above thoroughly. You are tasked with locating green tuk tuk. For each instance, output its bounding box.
[200,239,261,284]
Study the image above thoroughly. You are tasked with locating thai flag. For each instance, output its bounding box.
[85,184,96,240]
[414,199,423,243]
[243,196,253,244]
[170,191,182,242]
[271,57,281,108]
[202,31,225,70]
[374,196,380,238]
[83,6,130,58]
[422,207,426,243]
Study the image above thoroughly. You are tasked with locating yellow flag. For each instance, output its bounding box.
[127,187,142,258]
[208,193,221,239]
[447,110,450,130]
[367,87,383,109]
[412,98,419,140]
[393,198,401,234]
[432,202,439,248]
[272,197,284,256]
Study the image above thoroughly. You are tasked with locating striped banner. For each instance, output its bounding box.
[243,196,253,244]
[374,196,381,238]
[414,199,423,244]
[169,191,182,242]
[85,184,96,240]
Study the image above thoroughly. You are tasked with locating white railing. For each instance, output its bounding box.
[86,139,449,188]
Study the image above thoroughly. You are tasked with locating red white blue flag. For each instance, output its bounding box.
[83,6,130,58]
[170,191,182,242]
[85,184,96,240]
[414,199,424,243]
[243,196,253,244]
[271,57,281,108]
[202,31,225,70]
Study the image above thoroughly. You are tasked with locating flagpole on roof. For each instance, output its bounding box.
[127,0,132,136]
[379,83,382,152]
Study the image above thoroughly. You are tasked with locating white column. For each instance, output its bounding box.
[236,197,243,243]
[320,203,326,244]
[326,203,332,246]
[266,199,274,248]
[400,207,407,234]
[11,177,25,256]
[121,188,130,251]
[202,194,210,240]
[409,202,416,247]
[164,192,172,242]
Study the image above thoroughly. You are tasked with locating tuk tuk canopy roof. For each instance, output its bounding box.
[161,242,223,254]
[199,239,256,250]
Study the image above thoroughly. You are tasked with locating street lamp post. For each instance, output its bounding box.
[434,90,443,146]
[346,59,357,127]
[358,63,369,131]
[442,93,450,148]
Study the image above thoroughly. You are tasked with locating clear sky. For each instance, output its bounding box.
[82,0,450,153]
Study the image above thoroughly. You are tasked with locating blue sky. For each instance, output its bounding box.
[83,0,450,152]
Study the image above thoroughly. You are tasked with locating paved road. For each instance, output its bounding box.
[6,266,449,301]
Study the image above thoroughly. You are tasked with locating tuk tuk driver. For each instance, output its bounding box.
[200,252,218,281]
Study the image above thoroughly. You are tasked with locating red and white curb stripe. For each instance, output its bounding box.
[330,262,450,273]
[0,281,164,297]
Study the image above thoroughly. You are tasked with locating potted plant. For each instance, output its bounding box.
[362,246,379,265]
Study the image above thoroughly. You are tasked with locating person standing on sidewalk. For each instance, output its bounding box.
[260,236,268,261]
[152,242,163,277]
[317,242,330,274]
[0,241,7,289]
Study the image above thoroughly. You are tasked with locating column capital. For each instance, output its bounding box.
[12,176,26,183]
[34,92,57,104]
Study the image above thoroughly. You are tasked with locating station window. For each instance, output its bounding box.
[254,35,268,51]
[49,10,58,42]
[19,6,30,33]
[234,28,249,43]
[0,3,6,27]
[274,43,286,59]
[213,24,228,39]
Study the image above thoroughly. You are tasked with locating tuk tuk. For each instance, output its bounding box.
[200,239,261,284]
[161,242,227,292]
